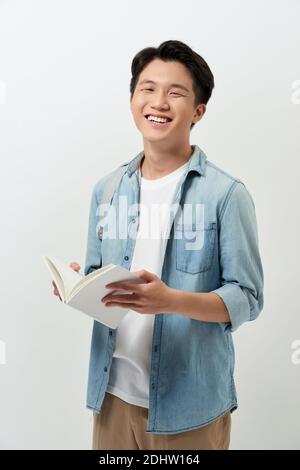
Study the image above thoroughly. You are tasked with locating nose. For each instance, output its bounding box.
[150,91,170,111]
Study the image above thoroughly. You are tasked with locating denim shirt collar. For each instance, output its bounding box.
[125,144,207,178]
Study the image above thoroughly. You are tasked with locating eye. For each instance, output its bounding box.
[141,88,182,96]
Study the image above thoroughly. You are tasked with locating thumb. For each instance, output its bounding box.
[70,262,81,271]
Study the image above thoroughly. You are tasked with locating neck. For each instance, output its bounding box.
[140,140,193,180]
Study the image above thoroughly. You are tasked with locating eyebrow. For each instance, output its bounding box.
[138,79,191,93]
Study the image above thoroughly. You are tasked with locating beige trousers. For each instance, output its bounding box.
[92,392,231,450]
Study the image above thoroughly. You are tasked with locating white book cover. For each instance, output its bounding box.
[42,254,145,329]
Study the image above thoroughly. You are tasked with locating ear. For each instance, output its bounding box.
[192,103,206,125]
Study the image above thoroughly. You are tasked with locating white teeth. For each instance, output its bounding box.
[147,115,170,123]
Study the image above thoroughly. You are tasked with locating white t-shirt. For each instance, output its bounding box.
[106,159,189,408]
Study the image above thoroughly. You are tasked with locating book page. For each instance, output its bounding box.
[69,263,115,298]
[43,255,83,300]
[68,265,145,328]
[43,256,66,300]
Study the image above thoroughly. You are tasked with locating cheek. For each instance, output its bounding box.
[131,103,146,121]
[131,95,146,110]
[175,107,193,125]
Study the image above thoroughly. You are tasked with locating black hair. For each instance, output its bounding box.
[130,40,214,130]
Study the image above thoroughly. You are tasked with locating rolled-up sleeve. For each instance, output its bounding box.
[211,181,264,332]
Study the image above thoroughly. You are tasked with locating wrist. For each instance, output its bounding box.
[165,287,185,314]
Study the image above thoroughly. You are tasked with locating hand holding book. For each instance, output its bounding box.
[52,261,81,301]
[44,254,145,329]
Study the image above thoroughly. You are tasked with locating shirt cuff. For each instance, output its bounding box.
[211,283,250,332]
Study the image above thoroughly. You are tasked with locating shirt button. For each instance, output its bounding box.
[132,218,136,223]
[104,367,108,372]
[124,256,129,261]
[109,330,112,336]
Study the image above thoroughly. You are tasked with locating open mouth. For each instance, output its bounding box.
[144,115,173,128]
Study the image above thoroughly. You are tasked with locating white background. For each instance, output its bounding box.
[0,0,299,449]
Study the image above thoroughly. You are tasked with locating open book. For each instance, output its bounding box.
[43,255,146,329]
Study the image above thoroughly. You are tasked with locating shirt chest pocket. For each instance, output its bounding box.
[175,221,217,274]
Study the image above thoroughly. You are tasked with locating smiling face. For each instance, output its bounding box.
[130,59,206,145]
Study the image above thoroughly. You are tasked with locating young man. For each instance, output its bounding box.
[56,40,264,450]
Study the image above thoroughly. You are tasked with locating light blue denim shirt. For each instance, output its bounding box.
[84,144,264,435]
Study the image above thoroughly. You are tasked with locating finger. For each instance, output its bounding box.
[53,288,62,301]
[52,282,61,293]
[105,282,142,291]
[70,262,81,271]
[107,288,130,295]
[105,302,139,309]
[51,281,61,300]
[102,294,138,304]
[54,288,62,301]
